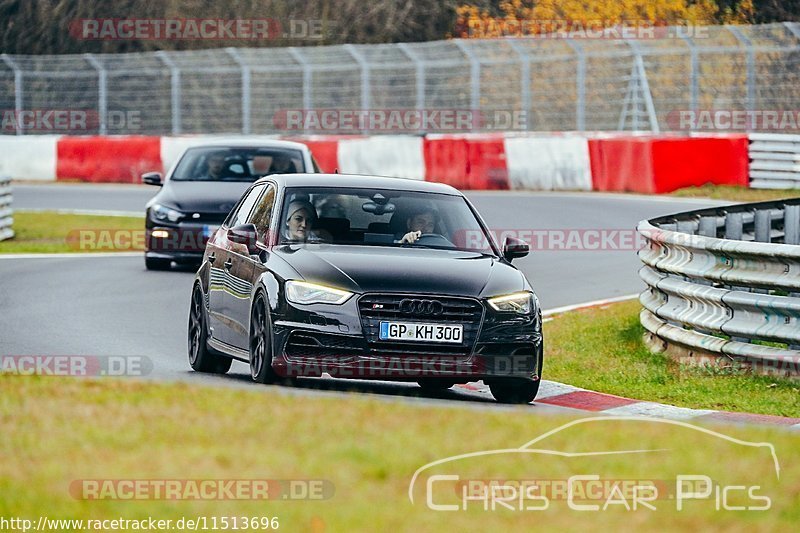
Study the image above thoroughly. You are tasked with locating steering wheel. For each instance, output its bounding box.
[414,233,455,248]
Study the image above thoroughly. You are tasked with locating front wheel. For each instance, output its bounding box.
[188,286,232,374]
[249,294,279,384]
[489,379,540,404]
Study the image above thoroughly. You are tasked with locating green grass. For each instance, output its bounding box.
[544,299,800,418]
[0,211,144,254]
[1,376,799,531]
[670,184,800,202]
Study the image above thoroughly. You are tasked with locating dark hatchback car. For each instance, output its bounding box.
[188,174,543,403]
[143,140,317,270]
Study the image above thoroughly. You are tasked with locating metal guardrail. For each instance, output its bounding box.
[0,176,13,241]
[749,133,800,189]
[637,199,800,377]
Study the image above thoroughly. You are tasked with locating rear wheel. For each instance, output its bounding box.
[188,286,232,374]
[249,294,279,384]
[145,256,171,270]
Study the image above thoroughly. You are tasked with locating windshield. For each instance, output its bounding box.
[171,146,304,182]
[278,187,496,255]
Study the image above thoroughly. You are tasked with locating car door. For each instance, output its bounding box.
[209,185,265,347]
[226,184,277,350]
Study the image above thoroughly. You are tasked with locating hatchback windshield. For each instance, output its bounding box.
[172,147,304,182]
[277,187,496,255]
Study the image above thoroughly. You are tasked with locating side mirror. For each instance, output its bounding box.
[142,172,163,186]
[502,236,529,261]
[228,223,260,255]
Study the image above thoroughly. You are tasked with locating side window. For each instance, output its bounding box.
[311,156,322,173]
[248,185,276,245]
[225,185,264,228]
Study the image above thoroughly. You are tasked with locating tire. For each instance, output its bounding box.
[145,256,171,270]
[249,294,279,384]
[188,285,232,374]
[417,379,456,391]
[489,379,541,404]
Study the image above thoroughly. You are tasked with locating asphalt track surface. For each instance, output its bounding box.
[2,183,727,410]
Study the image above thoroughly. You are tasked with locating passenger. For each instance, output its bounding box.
[398,207,437,244]
[283,200,321,242]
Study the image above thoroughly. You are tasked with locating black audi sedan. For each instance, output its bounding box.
[188,174,543,403]
[143,139,318,270]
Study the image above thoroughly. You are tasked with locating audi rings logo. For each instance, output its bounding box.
[399,299,444,316]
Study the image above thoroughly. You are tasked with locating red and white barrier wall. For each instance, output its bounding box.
[0,133,753,193]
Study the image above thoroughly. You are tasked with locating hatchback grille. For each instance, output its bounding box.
[358,294,484,356]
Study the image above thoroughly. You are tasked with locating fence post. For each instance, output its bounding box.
[84,54,107,135]
[508,39,531,132]
[564,39,585,132]
[344,44,370,134]
[397,43,425,134]
[225,48,251,135]
[155,51,181,135]
[727,25,755,116]
[785,204,800,245]
[679,34,698,113]
[453,40,480,131]
[288,47,312,135]
[1,54,23,135]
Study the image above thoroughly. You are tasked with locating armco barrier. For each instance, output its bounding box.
[637,199,800,377]
[749,133,800,189]
[0,176,13,242]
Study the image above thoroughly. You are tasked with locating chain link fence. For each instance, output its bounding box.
[1,23,799,135]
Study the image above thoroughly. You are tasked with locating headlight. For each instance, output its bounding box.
[151,204,184,223]
[285,281,353,305]
[487,291,533,314]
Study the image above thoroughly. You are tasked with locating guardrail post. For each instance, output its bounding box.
[155,51,181,135]
[1,54,23,135]
[724,211,744,240]
[0,177,13,242]
[698,216,717,238]
[754,209,772,243]
[785,204,800,245]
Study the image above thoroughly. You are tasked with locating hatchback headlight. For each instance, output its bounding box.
[285,281,353,305]
[487,291,534,314]
[151,204,184,223]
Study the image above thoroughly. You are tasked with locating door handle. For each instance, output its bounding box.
[208,252,216,264]
[224,258,233,270]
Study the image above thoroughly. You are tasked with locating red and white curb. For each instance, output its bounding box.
[455,380,800,428]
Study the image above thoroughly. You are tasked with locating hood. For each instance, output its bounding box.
[273,245,527,298]
[151,180,252,213]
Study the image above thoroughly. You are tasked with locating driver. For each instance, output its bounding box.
[269,154,297,174]
[197,151,227,180]
[398,207,437,244]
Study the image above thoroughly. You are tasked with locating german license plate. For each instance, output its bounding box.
[379,321,463,343]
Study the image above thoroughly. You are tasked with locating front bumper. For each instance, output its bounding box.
[145,223,220,261]
[268,295,542,382]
